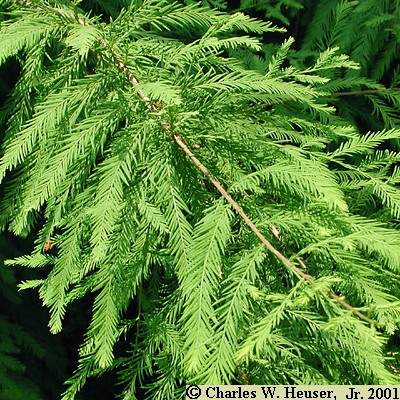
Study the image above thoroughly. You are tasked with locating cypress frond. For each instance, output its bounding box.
[201,245,265,383]
[181,202,233,375]
[0,10,56,65]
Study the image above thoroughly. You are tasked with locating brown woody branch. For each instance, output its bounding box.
[173,135,374,324]
[20,1,376,325]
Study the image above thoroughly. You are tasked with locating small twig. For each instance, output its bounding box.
[269,226,368,321]
[244,87,400,111]
[332,88,400,97]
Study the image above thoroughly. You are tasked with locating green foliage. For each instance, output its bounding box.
[1,0,400,398]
